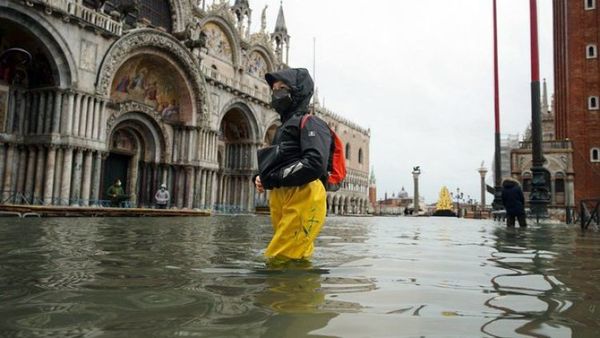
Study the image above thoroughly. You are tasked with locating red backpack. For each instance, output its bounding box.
[301,115,347,191]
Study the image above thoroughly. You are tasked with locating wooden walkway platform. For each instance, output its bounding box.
[0,204,211,217]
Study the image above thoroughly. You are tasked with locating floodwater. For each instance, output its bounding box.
[1,216,599,338]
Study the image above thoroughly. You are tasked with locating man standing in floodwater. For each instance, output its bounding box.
[501,177,527,227]
[254,68,331,262]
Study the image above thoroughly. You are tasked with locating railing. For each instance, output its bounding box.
[33,0,123,36]
[580,199,600,230]
[200,65,271,103]
[0,191,129,207]
[519,140,572,150]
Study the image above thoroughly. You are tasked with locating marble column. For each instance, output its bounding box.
[44,91,54,134]
[72,94,81,137]
[53,148,63,202]
[3,143,17,203]
[16,91,26,134]
[176,169,184,208]
[62,91,74,135]
[90,152,102,205]
[79,96,88,137]
[15,147,27,199]
[43,146,56,205]
[194,168,204,209]
[60,148,73,205]
[129,155,139,206]
[52,90,62,134]
[211,171,218,208]
[24,147,36,202]
[33,146,45,204]
[86,98,95,139]
[185,167,194,209]
[98,101,106,141]
[36,91,46,134]
[70,149,83,205]
[247,178,254,211]
[93,99,101,140]
[199,170,207,208]
[0,145,5,197]
[80,151,93,206]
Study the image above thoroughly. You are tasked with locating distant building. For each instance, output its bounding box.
[313,101,370,215]
[491,134,520,184]
[510,81,575,218]
[553,0,600,204]
[376,187,420,215]
[368,167,377,213]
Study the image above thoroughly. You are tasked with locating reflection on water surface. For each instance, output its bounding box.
[0,216,599,337]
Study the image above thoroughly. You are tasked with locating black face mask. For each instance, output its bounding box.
[271,88,293,114]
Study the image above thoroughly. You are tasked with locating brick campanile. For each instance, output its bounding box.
[553,0,600,203]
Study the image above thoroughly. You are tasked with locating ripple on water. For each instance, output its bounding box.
[1,216,600,337]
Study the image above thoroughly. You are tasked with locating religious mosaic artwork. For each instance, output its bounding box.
[203,22,233,61]
[111,55,193,123]
[247,51,268,78]
[111,130,136,153]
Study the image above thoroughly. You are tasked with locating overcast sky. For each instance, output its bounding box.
[247,0,554,204]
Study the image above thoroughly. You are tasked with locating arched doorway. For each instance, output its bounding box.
[0,12,75,205]
[216,105,258,212]
[103,114,165,207]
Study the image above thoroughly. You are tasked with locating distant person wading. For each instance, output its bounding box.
[501,178,527,227]
[254,68,331,263]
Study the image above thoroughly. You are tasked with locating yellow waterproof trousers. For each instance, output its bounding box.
[265,179,327,260]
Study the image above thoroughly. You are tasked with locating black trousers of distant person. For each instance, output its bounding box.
[507,214,527,227]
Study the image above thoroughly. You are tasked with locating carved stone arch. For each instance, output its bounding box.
[200,16,242,66]
[246,45,276,76]
[0,4,77,88]
[219,100,260,142]
[544,156,568,173]
[106,103,172,162]
[95,29,208,120]
[168,0,192,33]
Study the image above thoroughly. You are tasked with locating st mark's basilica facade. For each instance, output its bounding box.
[0,0,370,214]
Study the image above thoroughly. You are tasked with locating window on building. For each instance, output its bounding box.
[587,44,598,58]
[358,148,363,164]
[555,178,565,193]
[585,0,596,10]
[345,143,351,160]
[140,0,172,31]
[589,96,599,110]
[592,148,600,162]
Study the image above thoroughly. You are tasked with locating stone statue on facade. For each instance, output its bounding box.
[114,0,139,21]
[261,5,268,32]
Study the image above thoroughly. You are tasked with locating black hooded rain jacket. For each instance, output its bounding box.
[258,68,331,190]
[501,178,526,216]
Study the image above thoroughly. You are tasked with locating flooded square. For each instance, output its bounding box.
[1,216,599,337]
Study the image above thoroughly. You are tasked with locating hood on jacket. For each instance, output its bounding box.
[502,177,521,189]
[265,68,314,121]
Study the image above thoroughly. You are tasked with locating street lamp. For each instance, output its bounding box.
[451,188,464,218]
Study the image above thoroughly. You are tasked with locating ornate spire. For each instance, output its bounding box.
[271,1,290,65]
[274,1,287,34]
[232,0,251,38]
[369,166,376,185]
